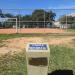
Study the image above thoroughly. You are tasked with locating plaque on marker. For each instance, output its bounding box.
[28,44,48,50]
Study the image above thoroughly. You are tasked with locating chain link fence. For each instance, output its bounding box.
[0,9,75,33]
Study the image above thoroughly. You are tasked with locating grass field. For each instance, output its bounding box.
[0,31,75,75]
[0,45,75,75]
[0,33,75,40]
[66,29,75,32]
[0,51,27,75]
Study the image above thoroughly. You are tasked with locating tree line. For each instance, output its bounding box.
[0,9,56,28]
[0,9,75,28]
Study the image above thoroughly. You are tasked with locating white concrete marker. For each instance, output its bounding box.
[26,43,50,75]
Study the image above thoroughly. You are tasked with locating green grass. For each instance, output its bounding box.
[49,45,75,73]
[66,29,75,32]
[0,33,75,40]
[0,51,27,75]
[0,45,75,75]
[0,34,34,40]
[0,33,50,40]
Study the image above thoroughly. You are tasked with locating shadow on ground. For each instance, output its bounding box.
[48,70,73,75]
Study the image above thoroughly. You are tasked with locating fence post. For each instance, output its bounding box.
[16,18,18,33]
[44,10,45,28]
[66,14,68,30]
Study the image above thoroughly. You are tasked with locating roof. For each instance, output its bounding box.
[67,13,75,17]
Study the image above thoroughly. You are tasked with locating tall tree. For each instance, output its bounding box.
[22,15,32,21]
[32,9,44,21]
[5,13,14,18]
[31,9,56,27]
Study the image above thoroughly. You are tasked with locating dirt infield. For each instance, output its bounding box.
[0,28,64,34]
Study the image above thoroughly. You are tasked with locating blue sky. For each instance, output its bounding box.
[0,0,75,20]
[0,0,75,9]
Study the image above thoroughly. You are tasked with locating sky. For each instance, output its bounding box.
[0,0,75,9]
[0,0,75,20]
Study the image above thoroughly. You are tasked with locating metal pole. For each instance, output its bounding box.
[18,10,21,33]
[16,18,18,33]
[44,10,45,28]
[66,14,67,30]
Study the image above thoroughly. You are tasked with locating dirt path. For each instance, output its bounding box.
[0,28,64,34]
[0,36,75,55]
